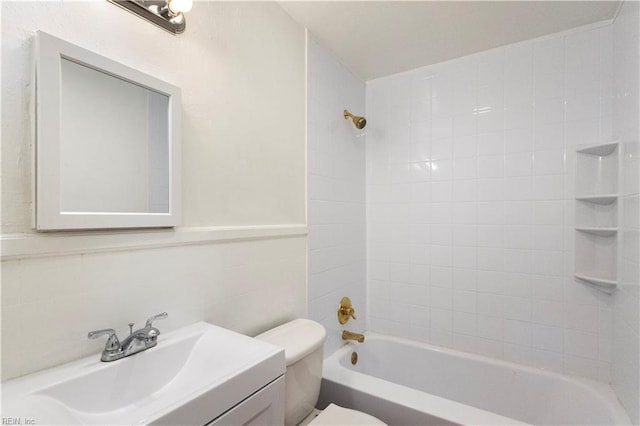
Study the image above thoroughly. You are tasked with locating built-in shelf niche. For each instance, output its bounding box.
[575,198,618,228]
[574,230,618,283]
[575,155,618,197]
[574,140,619,293]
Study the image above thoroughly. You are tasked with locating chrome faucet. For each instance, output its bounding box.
[88,312,168,362]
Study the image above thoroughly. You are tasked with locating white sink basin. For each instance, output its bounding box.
[2,322,285,425]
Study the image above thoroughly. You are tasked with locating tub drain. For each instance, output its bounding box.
[351,351,358,365]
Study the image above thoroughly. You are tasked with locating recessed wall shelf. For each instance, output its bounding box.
[575,194,618,205]
[575,274,618,293]
[575,227,618,237]
[575,140,619,156]
[574,141,619,296]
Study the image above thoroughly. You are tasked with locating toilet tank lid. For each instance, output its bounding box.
[256,319,327,366]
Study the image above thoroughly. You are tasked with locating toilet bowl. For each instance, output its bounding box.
[256,319,385,426]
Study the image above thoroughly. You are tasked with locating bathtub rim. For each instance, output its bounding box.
[322,331,631,426]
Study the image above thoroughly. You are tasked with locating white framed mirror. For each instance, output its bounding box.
[34,31,181,230]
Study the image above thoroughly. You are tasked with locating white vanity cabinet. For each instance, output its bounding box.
[208,376,285,426]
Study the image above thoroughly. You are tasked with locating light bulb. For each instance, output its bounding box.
[168,0,192,15]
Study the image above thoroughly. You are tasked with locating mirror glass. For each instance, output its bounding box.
[59,58,170,214]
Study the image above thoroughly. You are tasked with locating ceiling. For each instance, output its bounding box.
[279,1,621,81]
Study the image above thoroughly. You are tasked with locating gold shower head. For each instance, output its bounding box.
[344,109,367,130]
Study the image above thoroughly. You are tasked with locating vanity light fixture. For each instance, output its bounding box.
[108,0,193,34]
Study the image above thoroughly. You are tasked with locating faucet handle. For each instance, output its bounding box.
[337,297,357,324]
[88,328,121,351]
[145,312,168,328]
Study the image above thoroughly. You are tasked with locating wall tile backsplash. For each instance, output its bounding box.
[307,37,367,355]
[366,23,616,382]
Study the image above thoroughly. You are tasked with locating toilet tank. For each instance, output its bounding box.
[256,319,327,426]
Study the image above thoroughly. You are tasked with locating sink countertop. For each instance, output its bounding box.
[2,322,285,425]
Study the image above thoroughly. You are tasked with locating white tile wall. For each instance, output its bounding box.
[366,24,617,381]
[307,37,367,355]
[612,1,640,423]
[1,237,307,380]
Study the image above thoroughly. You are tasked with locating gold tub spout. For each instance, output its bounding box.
[342,330,365,343]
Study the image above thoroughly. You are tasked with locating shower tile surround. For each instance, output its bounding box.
[365,24,618,382]
[612,0,640,423]
[304,16,638,419]
[307,37,367,355]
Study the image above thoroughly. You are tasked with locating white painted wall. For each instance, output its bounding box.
[1,2,306,380]
[307,37,367,355]
[366,23,615,381]
[1,237,306,380]
[612,1,640,423]
[2,1,305,231]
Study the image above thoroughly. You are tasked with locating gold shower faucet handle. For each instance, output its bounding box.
[338,296,357,324]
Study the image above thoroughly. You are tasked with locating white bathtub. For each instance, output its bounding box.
[318,333,631,425]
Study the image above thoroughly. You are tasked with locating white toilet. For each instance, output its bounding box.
[256,319,386,426]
